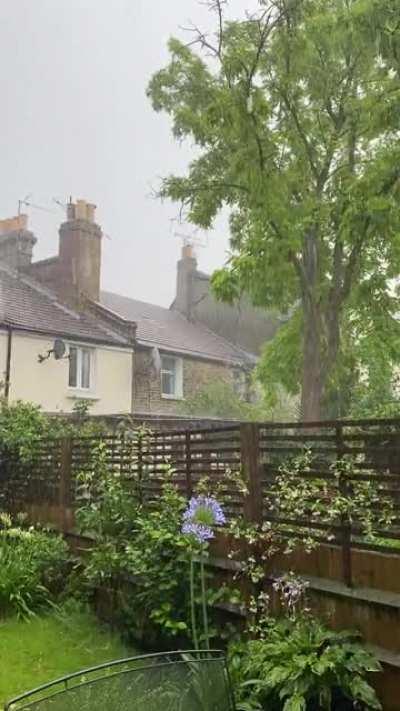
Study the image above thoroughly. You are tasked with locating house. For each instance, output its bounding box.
[171,244,280,355]
[0,210,135,414]
[101,290,256,415]
[0,199,270,417]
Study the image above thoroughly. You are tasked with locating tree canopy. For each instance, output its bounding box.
[148,0,400,420]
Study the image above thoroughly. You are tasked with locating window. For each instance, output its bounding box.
[68,345,93,390]
[161,355,183,399]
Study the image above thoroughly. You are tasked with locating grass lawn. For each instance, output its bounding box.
[0,602,136,707]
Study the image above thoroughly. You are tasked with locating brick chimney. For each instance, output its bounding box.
[174,243,197,320]
[58,199,102,304]
[0,214,36,269]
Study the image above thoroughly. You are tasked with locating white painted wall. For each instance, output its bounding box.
[0,329,133,414]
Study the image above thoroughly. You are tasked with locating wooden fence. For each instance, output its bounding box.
[2,417,400,708]
[2,418,400,583]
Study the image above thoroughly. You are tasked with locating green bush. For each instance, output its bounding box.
[0,400,48,463]
[76,441,230,647]
[76,452,193,645]
[0,513,70,618]
[229,617,382,711]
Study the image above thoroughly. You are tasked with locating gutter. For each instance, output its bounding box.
[136,339,257,368]
[4,324,12,401]
[0,323,133,350]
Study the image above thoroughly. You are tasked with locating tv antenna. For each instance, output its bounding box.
[174,230,209,250]
[52,197,67,214]
[18,194,32,215]
[18,194,58,216]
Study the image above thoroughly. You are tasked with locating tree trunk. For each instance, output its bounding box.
[301,310,323,421]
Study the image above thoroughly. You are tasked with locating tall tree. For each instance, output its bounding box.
[148,0,400,420]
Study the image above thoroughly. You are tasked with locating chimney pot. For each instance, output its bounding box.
[182,243,194,260]
[174,244,197,319]
[0,213,36,269]
[70,199,97,223]
[0,214,28,235]
[58,197,102,305]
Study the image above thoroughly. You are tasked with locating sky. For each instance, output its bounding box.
[0,0,254,306]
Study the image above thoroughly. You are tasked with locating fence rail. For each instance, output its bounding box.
[2,418,400,587]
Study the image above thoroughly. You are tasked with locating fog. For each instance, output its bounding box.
[0,0,254,306]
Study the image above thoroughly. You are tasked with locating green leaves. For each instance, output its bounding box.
[148,0,400,418]
[0,399,48,463]
[76,446,203,645]
[266,448,395,552]
[0,516,70,618]
[282,695,306,711]
[229,617,382,711]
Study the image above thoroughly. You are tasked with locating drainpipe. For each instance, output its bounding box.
[4,324,12,401]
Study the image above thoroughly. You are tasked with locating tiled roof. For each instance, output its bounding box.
[100,291,256,365]
[0,264,132,347]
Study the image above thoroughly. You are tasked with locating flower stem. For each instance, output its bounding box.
[200,553,210,650]
[190,555,199,650]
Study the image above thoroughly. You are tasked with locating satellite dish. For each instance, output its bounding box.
[53,339,66,360]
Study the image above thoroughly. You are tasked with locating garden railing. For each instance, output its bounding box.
[4,650,235,711]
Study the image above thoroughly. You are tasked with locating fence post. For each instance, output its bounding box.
[336,424,352,588]
[241,423,263,524]
[185,430,193,499]
[59,437,72,533]
[137,430,143,504]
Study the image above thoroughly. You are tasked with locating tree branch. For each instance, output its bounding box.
[279,90,319,182]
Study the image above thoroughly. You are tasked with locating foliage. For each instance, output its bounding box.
[266,449,395,552]
[179,379,256,420]
[76,441,140,545]
[348,370,400,419]
[76,439,234,647]
[147,0,400,419]
[179,378,299,422]
[122,472,192,643]
[0,513,70,618]
[0,601,134,707]
[71,438,384,709]
[0,398,107,467]
[229,617,382,711]
[0,399,48,462]
[76,441,193,644]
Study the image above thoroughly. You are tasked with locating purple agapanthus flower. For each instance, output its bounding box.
[182,495,226,543]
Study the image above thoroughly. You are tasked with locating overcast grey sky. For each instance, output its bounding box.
[0,0,253,306]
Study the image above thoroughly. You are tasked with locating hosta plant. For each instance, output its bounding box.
[229,617,382,711]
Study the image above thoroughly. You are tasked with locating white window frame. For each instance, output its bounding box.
[68,344,95,393]
[160,355,183,400]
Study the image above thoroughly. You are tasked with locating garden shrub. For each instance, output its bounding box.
[76,442,193,645]
[0,513,70,618]
[228,574,382,711]
[75,438,383,708]
[229,617,382,711]
[76,442,230,647]
[0,400,48,463]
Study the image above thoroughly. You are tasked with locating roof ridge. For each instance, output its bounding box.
[101,289,170,312]
[188,317,257,361]
[100,289,257,364]
[0,262,81,320]
[0,263,132,347]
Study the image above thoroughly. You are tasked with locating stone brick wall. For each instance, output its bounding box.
[133,347,235,415]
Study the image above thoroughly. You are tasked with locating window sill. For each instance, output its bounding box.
[161,393,184,401]
[67,390,100,401]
